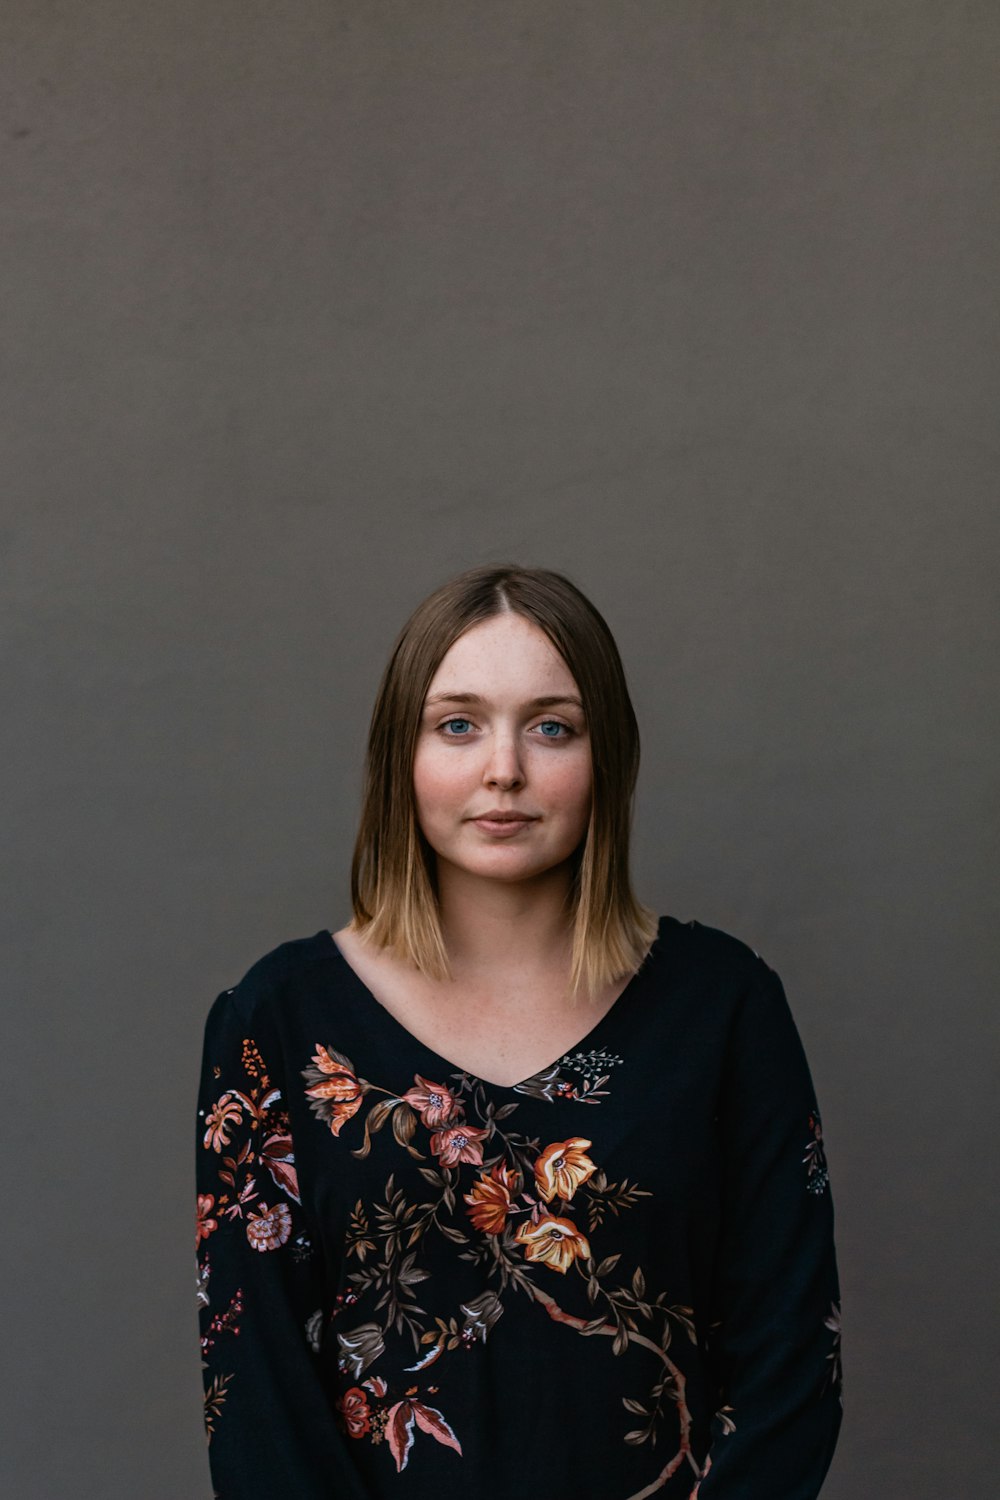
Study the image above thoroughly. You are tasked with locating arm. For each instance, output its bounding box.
[195,986,366,1499]
[695,961,844,1499]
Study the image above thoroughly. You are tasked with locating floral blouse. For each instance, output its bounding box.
[195,915,843,1499]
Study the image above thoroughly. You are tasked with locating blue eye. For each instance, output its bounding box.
[436,718,573,739]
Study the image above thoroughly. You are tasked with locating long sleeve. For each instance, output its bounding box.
[195,986,368,1500]
[695,960,844,1499]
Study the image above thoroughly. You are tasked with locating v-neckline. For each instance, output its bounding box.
[319,917,666,1093]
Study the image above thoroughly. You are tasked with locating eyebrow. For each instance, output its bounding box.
[424,692,585,711]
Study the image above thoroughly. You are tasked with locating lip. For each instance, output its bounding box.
[471,814,538,836]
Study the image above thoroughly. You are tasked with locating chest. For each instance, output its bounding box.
[332,932,629,1090]
[389,990,628,1089]
[366,972,630,1090]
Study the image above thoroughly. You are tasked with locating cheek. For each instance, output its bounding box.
[537,750,592,813]
[412,742,466,809]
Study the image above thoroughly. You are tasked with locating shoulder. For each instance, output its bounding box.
[211,929,334,1033]
[665,914,776,994]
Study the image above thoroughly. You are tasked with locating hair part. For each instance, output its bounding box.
[346,561,659,1004]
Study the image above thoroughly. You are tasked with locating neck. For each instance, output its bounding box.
[434,863,576,983]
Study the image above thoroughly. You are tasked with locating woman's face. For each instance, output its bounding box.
[412,613,593,891]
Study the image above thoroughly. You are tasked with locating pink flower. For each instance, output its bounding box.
[401,1075,459,1128]
[245,1201,292,1251]
[196,1193,218,1246]
[428,1122,490,1167]
[203,1095,243,1151]
[259,1130,301,1203]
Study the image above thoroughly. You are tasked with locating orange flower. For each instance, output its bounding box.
[514,1212,591,1273]
[336,1386,372,1438]
[402,1075,459,1127]
[303,1046,364,1136]
[429,1122,490,1167]
[203,1094,244,1152]
[196,1192,218,1246]
[245,1201,292,1251]
[309,1045,351,1075]
[464,1162,519,1235]
[534,1137,597,1203]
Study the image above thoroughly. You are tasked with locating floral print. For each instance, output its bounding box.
[203,1095,243,1152]
[302,1045,365,1134]
[196,1008,304,1443]
[463,1161,519,1234]
[196,921,843,1499]
[804,1107,830,1194]
[513,1211,592,1271]
[245,1200,292,1251]
[428,1120,491,1166]
[196,1192,218,1247]
[336,1374,464,1471]
[824,1299,844,1407]
[534,1135,598,1201]
[402,1074,460,1126]
[296,1045,706,1492]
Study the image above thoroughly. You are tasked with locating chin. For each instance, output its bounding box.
[473,854,574,884]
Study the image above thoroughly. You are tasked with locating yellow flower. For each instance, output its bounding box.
[514,1213,591,1274]
[534,1137,597,1203]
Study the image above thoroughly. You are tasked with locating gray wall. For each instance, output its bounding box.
[3,3,996,1495]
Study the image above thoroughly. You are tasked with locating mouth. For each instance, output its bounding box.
[470,813,539,835]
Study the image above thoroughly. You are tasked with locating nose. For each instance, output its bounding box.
[483,733,525,791]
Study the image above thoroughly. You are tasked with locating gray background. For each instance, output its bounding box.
[3,3,997,1496]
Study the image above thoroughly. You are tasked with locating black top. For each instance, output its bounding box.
[195,916,843,1499]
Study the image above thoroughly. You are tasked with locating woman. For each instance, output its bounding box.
[195,562,843,1498]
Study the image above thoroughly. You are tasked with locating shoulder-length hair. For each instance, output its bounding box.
[346,562,659,1004]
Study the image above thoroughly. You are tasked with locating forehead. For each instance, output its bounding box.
[425,615,580,696]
